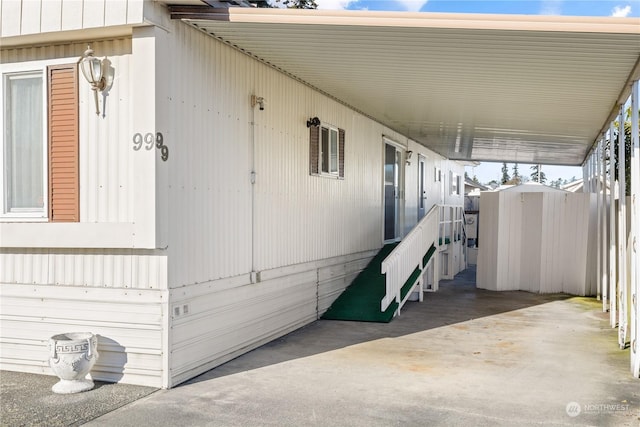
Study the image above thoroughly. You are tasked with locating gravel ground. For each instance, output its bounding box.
[0,371,157,427]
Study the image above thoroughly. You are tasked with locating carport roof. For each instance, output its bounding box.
[173,7,640,165]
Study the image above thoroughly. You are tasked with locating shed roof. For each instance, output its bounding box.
[173,7,640,166]
[498,181,568,192]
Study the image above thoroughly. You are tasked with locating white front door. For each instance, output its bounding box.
[418,155,427,220]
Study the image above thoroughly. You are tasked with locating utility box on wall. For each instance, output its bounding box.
[477,186,597,295]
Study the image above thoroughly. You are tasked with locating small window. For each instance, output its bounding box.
[1,64,79,221]
[450,173,461,195]
[434,168,441,182]
[310,122,344,179]
[2,71,46,216]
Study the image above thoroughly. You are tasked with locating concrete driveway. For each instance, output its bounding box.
[86,268,639,427]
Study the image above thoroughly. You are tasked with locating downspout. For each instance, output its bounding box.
[250,95,257,283]
[249,95,264,284]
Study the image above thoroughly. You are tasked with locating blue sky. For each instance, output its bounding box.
[317,0,640,17]
[314,0,638,183]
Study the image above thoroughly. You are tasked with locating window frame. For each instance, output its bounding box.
[1,64,49,221]
[319,123,340,177]
[310,121,344,180]
[450,172,462,196]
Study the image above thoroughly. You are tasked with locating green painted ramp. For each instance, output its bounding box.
[321,243,401,323]
[322,243,437,323]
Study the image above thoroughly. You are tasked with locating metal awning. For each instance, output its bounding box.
[173,8,640,165]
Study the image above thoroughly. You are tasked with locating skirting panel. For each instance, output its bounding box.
[168,250,376,387]
[0,283,167,388]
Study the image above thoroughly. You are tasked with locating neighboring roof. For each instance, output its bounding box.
[562,179,584,193]
[172,8,640,166]
[498,181,567,192]
[465,178,488,191]
[562,177,612,194]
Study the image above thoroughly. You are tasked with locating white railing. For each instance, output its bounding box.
[438,205,465,246]
[438,204,467,279]
[380,205,439,314]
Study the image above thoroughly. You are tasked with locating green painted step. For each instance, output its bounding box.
[322,243,436,323]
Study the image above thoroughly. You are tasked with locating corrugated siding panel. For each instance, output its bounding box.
[252,72,383,271]
[78,38,134,223]
[0,249,167,289]
[161,21,463,282]
[167,250,375,387]
[159,23,253,286]
[0,0,145,37]
[0,283,165,387]
[476,192,500,291]
[48,64,79,222]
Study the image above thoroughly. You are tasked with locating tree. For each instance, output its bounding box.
[530,164,546,184]
[254,0,276,7]
[607,116,633,197]
[501,162,510,184]
[275,0,318,7]
[510,163,522,185]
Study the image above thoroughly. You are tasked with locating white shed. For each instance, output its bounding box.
[477,185,597,295]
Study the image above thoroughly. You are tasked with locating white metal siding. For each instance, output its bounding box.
[0,0,144,38]
[159,21,432,285]
[160,21,464,284]
[0,283,166,387]
[0,249,168,289]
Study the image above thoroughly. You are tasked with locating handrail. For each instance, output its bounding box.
[380,204,439,313]
[439,204,465,244]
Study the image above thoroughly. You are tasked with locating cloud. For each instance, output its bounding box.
[396,0,428,12]
[316,0,355,9]
[611,4,632,17]
[540,0,563,15]
[317,0,427,11]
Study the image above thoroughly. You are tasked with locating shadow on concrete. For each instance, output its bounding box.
[186,266,572,385]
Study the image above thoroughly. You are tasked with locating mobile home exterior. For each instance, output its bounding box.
[0,1,465,388]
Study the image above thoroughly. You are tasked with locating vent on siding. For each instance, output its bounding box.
[48,64,79,222]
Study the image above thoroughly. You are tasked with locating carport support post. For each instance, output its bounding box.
[618,103,628,350]
[630,79,639,378]
[601,136,609,311]
[596,141,602,301]
[610,120,618,328]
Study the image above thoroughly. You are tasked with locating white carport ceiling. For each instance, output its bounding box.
[177,8,640,165]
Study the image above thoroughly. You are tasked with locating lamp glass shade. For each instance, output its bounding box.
[80,56,103,88]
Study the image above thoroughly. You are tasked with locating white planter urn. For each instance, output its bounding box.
[48,332,99,394]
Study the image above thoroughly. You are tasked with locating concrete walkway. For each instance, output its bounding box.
[85,268,639,427]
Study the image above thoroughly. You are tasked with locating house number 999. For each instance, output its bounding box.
[132,132,169,161]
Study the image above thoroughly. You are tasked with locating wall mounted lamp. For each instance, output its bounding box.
[251,95,265,111]
[78,45,112,115]
[306,117,320,128]
[406,150,413,164]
